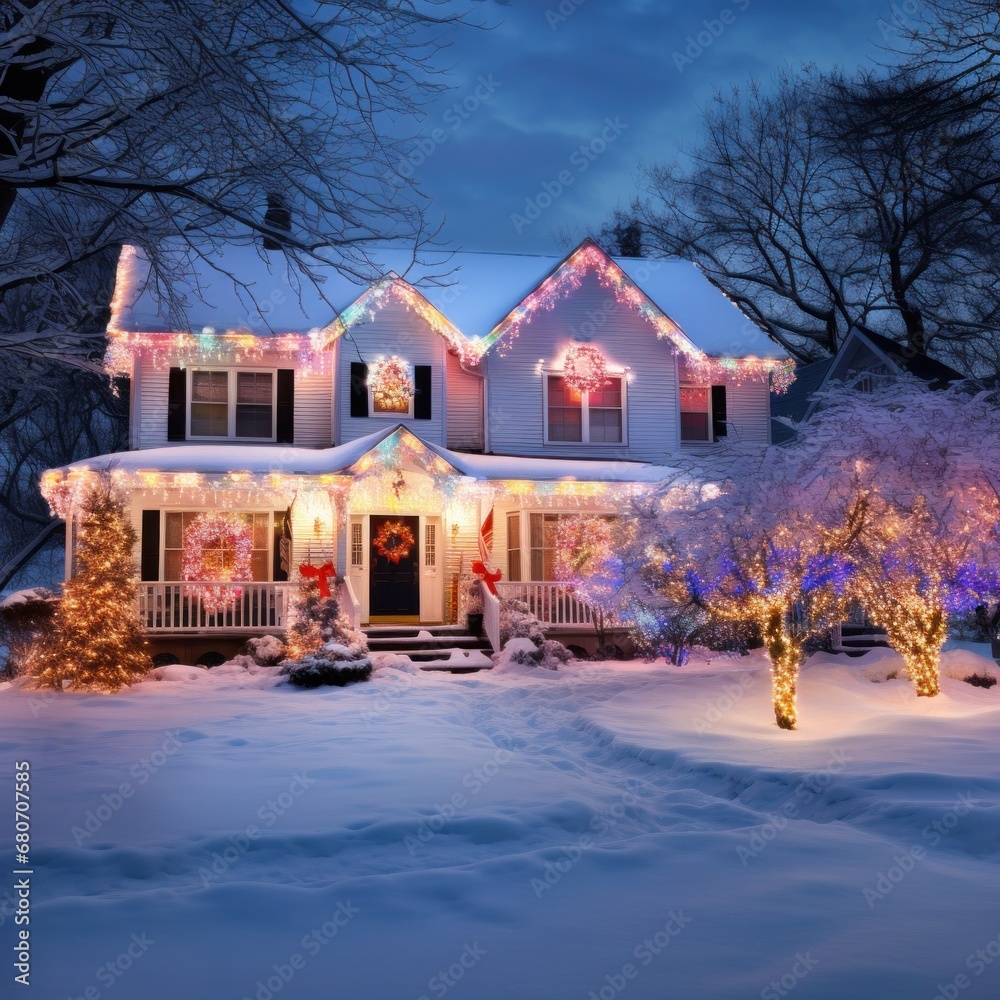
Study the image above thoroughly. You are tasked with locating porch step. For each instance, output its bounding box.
[362,624,493,672]
[832,622,891,657]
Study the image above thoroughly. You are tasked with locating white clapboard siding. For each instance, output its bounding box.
[485,268,680,462]
[335,295,447,446]
[725,380,771,445]
[134,351,334,449]
[446,350,484,451]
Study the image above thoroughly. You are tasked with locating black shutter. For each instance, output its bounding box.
[350,362,369,417]
[273,510,289,582]
[167,368,186,441]
[140,510,160,581]
[276,369,294,443]
[711,385,728,441]
[414,364,432,420]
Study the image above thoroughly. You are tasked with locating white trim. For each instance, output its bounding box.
[186,367,278,442]
[542,371,628,447]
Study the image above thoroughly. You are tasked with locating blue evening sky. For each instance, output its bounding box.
[406,0,910,253]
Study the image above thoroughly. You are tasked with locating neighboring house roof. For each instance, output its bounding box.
[769,326,968,441]
[109,239,787,361]
[56,425,677,484]
[855,328,966,385]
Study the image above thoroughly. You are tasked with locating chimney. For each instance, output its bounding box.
[262,193,291,250]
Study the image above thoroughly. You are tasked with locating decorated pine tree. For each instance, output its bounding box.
[30,475,152,691]
[285,563,344,659]
[283,565,371,688]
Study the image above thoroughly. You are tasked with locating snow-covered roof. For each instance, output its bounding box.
[61,425,675,484]
[110,241,787,360]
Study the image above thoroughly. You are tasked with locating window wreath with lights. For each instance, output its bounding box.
[181,512,254,613]
[562,344,611,395]
[367,355,414,413]
[372,519,416,564]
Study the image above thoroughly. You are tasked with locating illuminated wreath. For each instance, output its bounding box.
[372,519,415,564]
[563,344,611,395]
[368,355,414,412]
[182,512,253,614]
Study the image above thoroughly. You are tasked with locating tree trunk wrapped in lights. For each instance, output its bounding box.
[29,475,151,692]
[804,379,1000,699]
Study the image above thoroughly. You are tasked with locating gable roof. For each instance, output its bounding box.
[107,240,787,362]
[770,326,968,439]
[855,328,966,384]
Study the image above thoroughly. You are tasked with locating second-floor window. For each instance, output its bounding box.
[189,369,276,440]
[545,375,624,445]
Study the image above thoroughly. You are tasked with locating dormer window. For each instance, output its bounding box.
[188,369,276,441]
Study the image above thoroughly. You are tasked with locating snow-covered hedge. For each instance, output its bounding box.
[282,641,373,688]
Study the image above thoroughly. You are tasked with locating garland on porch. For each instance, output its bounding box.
[372,519,415,564]
[181,513,253,615]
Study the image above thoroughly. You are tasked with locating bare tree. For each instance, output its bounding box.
[626,62,1000,371]
[0,0,468,367]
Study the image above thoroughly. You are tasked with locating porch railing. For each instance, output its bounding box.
[339,576,362,634]
[494,581,595,626]
[480,580,500,652]
[137,582,295,632]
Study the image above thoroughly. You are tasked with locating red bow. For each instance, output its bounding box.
[300,561,336,599]
[471,560,502,596]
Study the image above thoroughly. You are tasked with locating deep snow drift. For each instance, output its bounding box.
[2,646,999,1000]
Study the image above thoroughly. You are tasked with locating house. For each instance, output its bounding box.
[40,239,793,664]
[771,325,966,443]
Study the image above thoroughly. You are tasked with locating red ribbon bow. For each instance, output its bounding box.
[471,560,502,596]
[299,561,336,599]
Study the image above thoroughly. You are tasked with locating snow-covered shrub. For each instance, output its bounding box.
[282,641,373,688]
[499,598,546,646]
[245,635,286,666]
[0,589,56,678]
[494,635,573,671]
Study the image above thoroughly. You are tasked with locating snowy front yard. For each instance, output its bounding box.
[3,648,1000,1000]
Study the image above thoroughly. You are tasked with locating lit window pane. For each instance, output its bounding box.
[589,408,622,443]
[191,371,228,403]
[191,402,228,436]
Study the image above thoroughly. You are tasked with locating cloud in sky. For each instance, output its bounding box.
[405,0,908,254]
